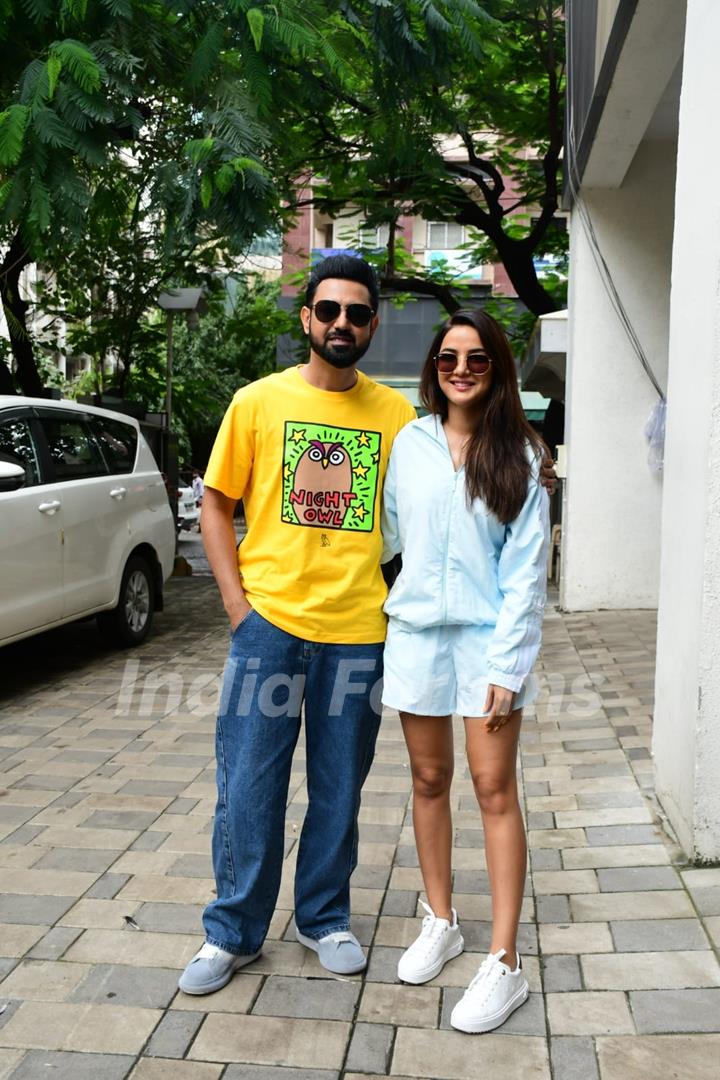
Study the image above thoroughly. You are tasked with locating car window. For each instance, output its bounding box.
[40,415,108,481]
[91,417,138,475]
[0,416,41,486]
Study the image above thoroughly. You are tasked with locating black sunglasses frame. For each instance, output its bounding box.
[310,300,376,328]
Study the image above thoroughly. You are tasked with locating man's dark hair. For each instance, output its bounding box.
[305,254,379,311]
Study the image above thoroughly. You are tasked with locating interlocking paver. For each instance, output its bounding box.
[0,1000,161,1054]
[609,917,710,952]
[570,889,695,921]
[223,1068,338,1080]
[2,582,716,1077]
[536,895,571,923]
[581,950,720,989]
[252,975,360,1020]
[131,1061,223,1080]
[143,1009,204,1058]
[188,1014,351,1069]
[357,981,439,1027]
[629,989,720,1032]
[545,992,634,1035]
[539,922,613,954]
[6,1050,135,1079]
[25,926,83,960]
[69,963,181,1008]
[595,1035,720,1079]
[549,1036,599,1080]
[541,955,583,992]
[392,1028,551,1079]
[686,887,720,916]
[595,865,679,892]
[0,959,90,1002]
[344,1022,393,1073]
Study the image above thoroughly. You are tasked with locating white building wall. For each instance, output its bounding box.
[653,0,720,861]
[561,139,675,610]
[595,0,623,81]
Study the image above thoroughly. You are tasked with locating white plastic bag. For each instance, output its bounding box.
[644,398,666,473]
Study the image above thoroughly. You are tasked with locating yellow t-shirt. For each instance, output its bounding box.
[204,365,416,643]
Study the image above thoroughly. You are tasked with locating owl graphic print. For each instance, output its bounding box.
[282,422,381,532]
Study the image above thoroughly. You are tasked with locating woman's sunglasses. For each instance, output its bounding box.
[434,350,493,375]
[310,300,375,328]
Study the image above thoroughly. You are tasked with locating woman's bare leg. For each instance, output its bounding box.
[400,712,454,920]
[464,710,525,969]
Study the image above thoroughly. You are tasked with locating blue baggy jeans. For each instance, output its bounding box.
[202,609,384,955]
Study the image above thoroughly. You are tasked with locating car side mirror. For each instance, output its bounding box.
[0,460,26,492]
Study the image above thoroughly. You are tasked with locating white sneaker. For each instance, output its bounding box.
[450,948,529,1033]
[397,901,464,984]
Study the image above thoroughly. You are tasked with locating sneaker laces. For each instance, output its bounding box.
[192,942,228,963]
[323,931,357,950]
[464,949,507,1004]
[413,901,453,959]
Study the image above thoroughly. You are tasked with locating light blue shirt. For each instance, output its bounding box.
[381,414,550,693]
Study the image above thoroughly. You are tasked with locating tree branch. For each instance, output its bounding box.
[380,274,462,314]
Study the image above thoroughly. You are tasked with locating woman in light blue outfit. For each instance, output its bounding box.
[381,308,549,1034]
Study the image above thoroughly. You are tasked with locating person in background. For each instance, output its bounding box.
[381,308,549,1034]
[191,468,204,507]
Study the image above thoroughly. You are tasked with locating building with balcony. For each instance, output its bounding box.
[277,175,555,423]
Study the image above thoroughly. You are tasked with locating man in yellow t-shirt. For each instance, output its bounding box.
[179,255,416,995]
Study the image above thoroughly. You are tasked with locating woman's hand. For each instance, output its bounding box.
[482,683,516,732]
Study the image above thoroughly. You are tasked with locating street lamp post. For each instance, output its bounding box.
[157,288,207,560]
[165,309,174,430]
[157,287,207,431]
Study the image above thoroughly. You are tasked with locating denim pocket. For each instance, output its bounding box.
[230,607,256,637]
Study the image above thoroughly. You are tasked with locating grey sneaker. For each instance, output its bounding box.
[295,928,366,974]
[178,941,261,995]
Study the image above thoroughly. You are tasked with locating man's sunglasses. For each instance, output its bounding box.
[434,350,493,375]
[310,300,376,328]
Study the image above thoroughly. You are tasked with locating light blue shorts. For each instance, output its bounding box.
[381,619,537,717]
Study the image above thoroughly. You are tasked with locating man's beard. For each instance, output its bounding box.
[309,326,371,369]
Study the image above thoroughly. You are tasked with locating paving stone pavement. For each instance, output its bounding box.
[1,580,719,1079]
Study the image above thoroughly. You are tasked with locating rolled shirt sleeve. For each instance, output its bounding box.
[486,462,550,693]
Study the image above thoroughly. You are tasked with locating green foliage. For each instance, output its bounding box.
[1,0,565,393]
[0,0,339,392]
[278,0,565,323]
[481,296,537,358]
[131,275,293,462]
[0,105,29,166]
[246,8,265,50]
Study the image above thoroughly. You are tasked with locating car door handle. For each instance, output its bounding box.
[110,487,127,500]
[37,500,61,515]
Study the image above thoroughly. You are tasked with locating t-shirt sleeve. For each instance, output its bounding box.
[203,390,255,500]
[401,400,417,427]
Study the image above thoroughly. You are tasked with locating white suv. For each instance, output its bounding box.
[0,396,176,648]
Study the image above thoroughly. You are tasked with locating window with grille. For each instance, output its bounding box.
[427,222,464,249]
[358,222,390,248]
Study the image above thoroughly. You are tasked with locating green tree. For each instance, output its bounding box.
[281,0,565,316]
[0,0,340,394]
[125,274,293,464]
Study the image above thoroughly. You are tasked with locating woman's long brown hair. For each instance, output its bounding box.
[419,308,546,524]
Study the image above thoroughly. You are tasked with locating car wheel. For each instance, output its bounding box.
[98,555,155,647]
